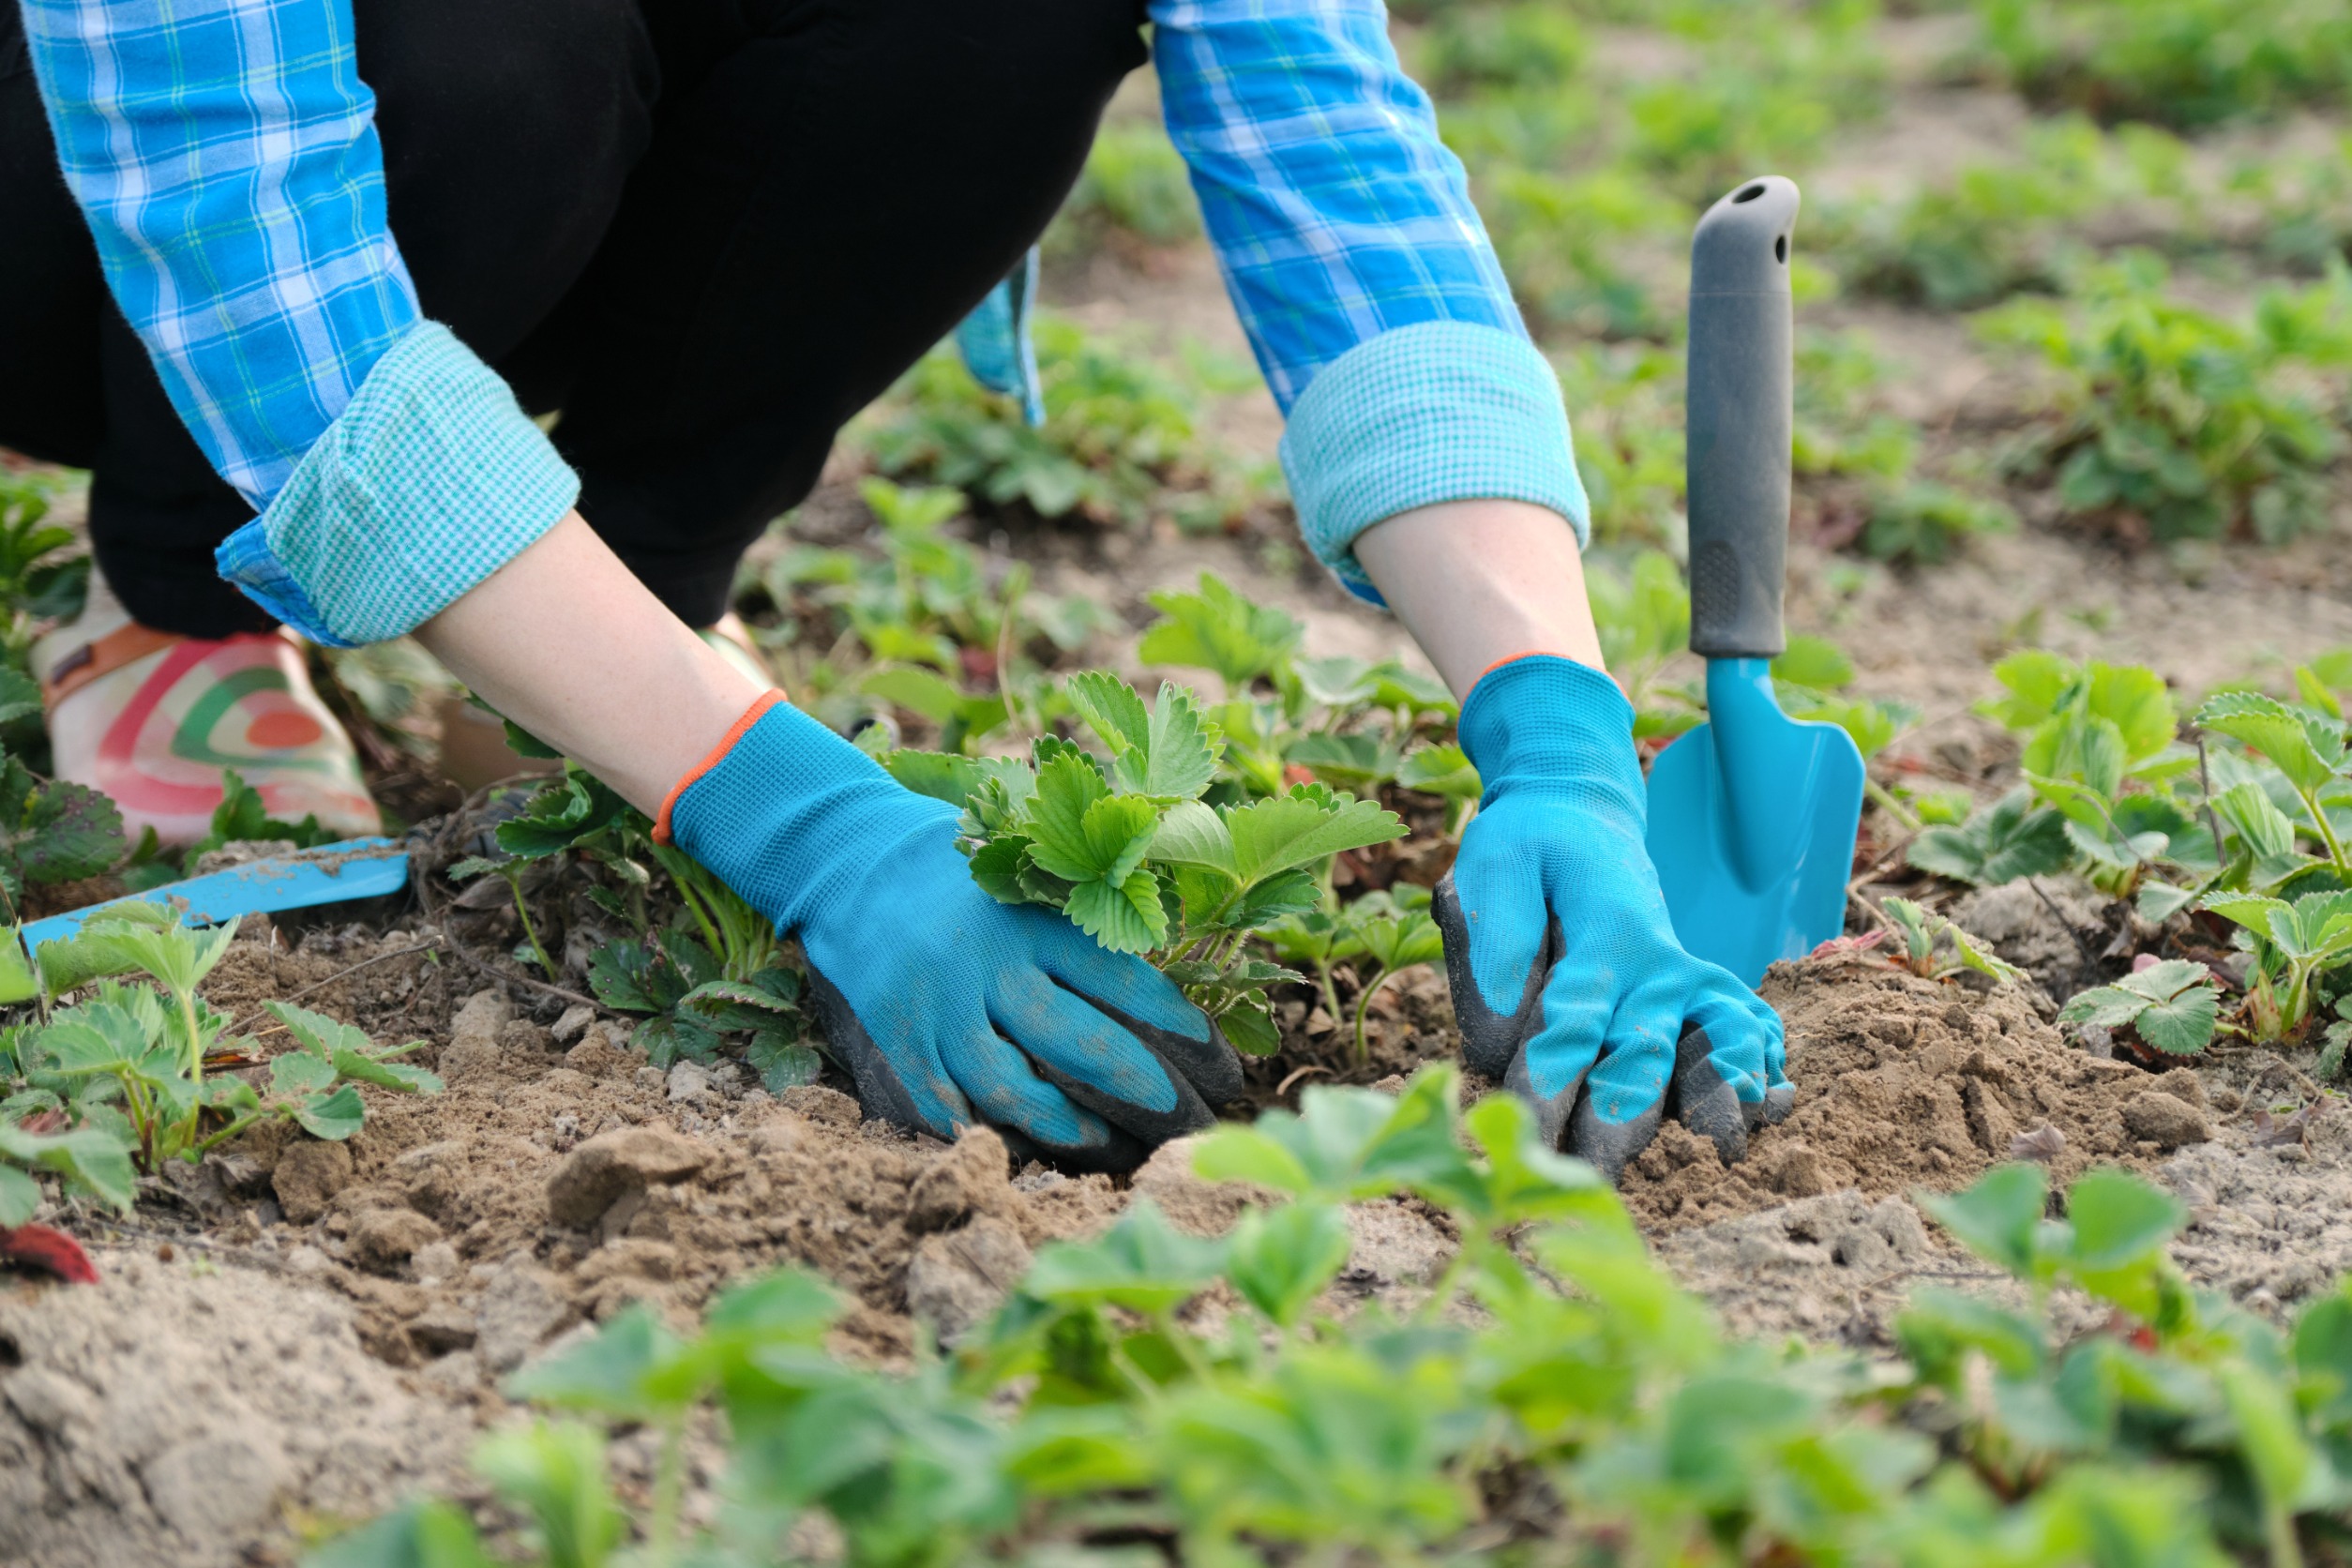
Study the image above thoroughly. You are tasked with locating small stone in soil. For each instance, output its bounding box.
[550,1003,596,1043]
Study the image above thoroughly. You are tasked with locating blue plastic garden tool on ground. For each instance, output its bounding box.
[18,837,410,951]
[1644,177,1864,988]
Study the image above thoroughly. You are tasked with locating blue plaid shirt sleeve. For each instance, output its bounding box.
[1148,0,1525,408]
[21,0,576,646]
[1150,0,1588,598]
[19,0,416,509]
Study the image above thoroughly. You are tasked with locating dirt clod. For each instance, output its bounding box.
[779,1084,862,1127]
[2121,1090,2211,1151]
[905,1126,1016,1233]
[435,990,515,1084]
[905,1215,1033,1343]
[546,1126,712,1228]
[273,1139,354,1224]
[351,1209,445,1270]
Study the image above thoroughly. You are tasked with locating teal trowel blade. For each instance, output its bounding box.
[1644,659,1865,987]
[19,837,411,953]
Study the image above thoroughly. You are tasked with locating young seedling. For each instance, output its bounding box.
[2199,888,2352,1043]
[1340,888,1446,1063]
[1879,897,2025,985]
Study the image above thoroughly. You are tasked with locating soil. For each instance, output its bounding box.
[1616,957,2192,1230]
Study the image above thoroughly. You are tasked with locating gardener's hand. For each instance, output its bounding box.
[659,695,1241,1172]
[1432,655,1790,1182]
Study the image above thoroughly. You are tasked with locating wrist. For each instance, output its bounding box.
[662,697,947,931]
[1459,654,1645,813]
[1353,498,1606,697]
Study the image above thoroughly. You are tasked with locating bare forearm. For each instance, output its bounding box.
[1351,499,1606,699]
[415,512,762,811]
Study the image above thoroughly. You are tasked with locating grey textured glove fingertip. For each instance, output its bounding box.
[1432,870,1558,1082]
[1668,1025,1750,1167]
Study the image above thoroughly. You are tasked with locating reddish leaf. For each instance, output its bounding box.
[0,1223,98,1285]
[1806,931,1889,962]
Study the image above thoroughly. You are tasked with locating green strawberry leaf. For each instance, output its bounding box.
[1023,752,1113,880]
[0,1122,135,1214]
[1907,787,2074,885]
[1065,868,1169,953]
[1217,997,1282,1057]
[1063,671,1152,755]
[1147,801,1237,879]
[2197,691,2345,795]
[1225,790,1407,886]
[294,1083,366,1141]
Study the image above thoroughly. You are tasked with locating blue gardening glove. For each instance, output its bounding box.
[1433,656,1791,1182]
[665,697,1240,1171]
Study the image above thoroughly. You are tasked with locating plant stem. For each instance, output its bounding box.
[175,984,206,1150]
[1863,776,1921,832]
[505,871,561,983]
[2296,781,2351,873]
[648,1411,687,1568]
[1352,966,1398,1064]
[2265,1501,2304,1568]
[2196,735,2228,870]
[1317,961,1343,1025]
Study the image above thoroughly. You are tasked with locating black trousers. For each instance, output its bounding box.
[0,0,1147,638]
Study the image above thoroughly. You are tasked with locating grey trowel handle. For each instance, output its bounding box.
[1685,176,1800,660]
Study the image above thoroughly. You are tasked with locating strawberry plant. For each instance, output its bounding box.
[0,1114,133,1230]
[1047,120,1200,253]
[1130,574,1462,809]
[1912,651,2215,910]
[2197,890,2352,1043]
[764,478,1111,751]
[1880,897,2025,984]
[1559,344,1688,547]
[1263,884,1447,1063]
[882,671,1407,1053]
[1862,480,2018,567]
[2060,957,2224,1054]
[1479,166,1686,339]
[0,750,128,920]
[445,753,815,1081]
[7,906,435,1172]
[1972,0,2352,128]
[856,317,1273,532]
[187,767,339,863]
[1981,255,2352,544]
[312,1067,2352,1568]
[1909,786,2077,887]
[1826,115,2185,309]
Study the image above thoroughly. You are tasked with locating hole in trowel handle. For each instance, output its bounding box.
[1734,182,1767,203]
[1775,234,1787,263]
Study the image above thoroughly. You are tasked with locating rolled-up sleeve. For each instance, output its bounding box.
[1150,0,1589,597]
[21,0,573,645]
